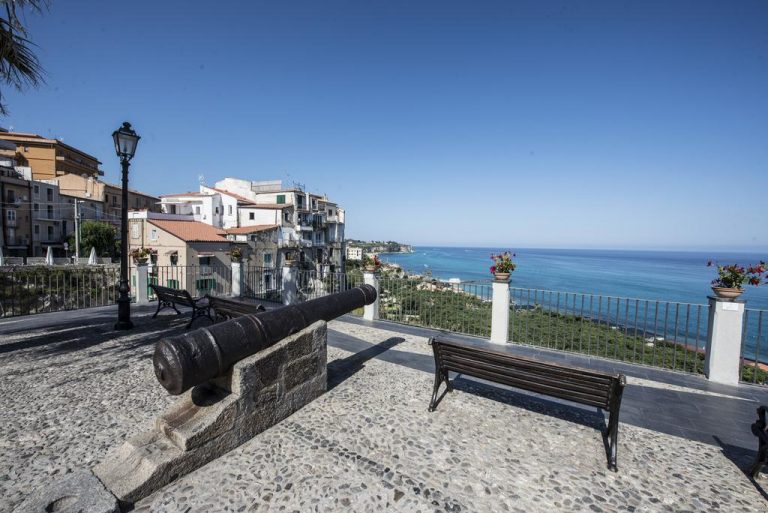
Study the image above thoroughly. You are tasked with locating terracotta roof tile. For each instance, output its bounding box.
[208,188,257,205]
[226,224,279,235]
[148,220,227,242]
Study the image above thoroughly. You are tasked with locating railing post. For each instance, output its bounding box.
[363,270,379,321]
[282,262,298,305]
[135,262,149,305]
[231,261,242,298]
[490,277,510,344]
[704,296,746,386]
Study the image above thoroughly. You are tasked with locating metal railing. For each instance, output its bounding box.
[296,270,362,304]
[244,266,283,303]
[140,265,232,300]
[0,266,121,317]
[508,287,709,374]
[741,309,768,385]
[378,277,493,338]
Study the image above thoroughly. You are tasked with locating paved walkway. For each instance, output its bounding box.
[1,306,767,512]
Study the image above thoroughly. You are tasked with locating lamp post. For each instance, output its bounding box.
[113,122,140,330]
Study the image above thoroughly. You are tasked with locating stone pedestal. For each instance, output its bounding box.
[93,321,328,506]
[704,296,745,386]
[282,264,298,305]
[490,278,510,344]
[231,261,242,297]
[135,263,149,305]
[363,271,379,320]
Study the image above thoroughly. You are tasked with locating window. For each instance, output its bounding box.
[47,205,53,219]
[33,185,39,197]
[34,224,39,235]
[33,203,39,212]
[6,190,15,203]
[195,206,201,215]
[131,224,139,239]
[46,188,53,201]
[215,207,219,214]
[47,226,53,239]
[264,253,273,266]
[135,197,139,208]
[150,229,158,241]
[284,211,290,223]
[228,205,232,215]
[199,256,212,266]
[249,212,255,220]
[112,196,117,206]
[7,210,15,221]
[170,253,178,266]
[170,205,177,214]
[276,194,285,204]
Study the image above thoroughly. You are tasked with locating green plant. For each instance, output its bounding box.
[490,251,516,275]
[229,247,243,262]
[129,246,154,261]
[708,260,767,289]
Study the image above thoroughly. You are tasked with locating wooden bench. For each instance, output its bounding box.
[208,295,266,322]
[150,284,212,329]
[428,335,626,471]
[750,406,768,478]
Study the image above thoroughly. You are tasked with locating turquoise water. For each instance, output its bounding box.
[380,247,768,309]
[381,247,768,360]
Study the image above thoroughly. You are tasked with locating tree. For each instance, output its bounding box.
[0,1,47,115]
[67,221,117,258]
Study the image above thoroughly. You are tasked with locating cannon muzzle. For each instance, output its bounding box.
[154,285,377,395]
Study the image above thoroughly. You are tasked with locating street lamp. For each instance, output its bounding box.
[113,122,140,330]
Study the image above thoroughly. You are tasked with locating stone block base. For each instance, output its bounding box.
[93,321,328,506]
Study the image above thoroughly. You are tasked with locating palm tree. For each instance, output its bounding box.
[0,0,47,116]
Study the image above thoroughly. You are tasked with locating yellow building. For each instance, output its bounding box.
[0,130,102,179]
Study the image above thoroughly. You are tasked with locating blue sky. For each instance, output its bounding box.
[3,0,767,250]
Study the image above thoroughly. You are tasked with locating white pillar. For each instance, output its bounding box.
[704,296,746,386]
[231,261,242,297]
[135,263,149,305]
[490,278,510,344]
[363,270,379,320]
[282,264,298,305]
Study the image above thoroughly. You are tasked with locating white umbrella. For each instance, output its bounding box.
[45,246,54,266]
[0,246,4,267]
[88,246,97,265]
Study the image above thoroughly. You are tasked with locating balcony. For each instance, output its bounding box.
[278,239,300,248]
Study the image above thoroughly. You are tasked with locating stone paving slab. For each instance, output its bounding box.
[1,312,767,512]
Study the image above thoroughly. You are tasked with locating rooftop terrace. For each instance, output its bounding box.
[1,304,767,512]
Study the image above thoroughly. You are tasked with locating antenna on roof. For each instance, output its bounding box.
[198,174,205,186]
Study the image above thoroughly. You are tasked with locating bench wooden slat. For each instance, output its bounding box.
[438,343,615,387]
[439,354,612,406]
[150,284,211,329]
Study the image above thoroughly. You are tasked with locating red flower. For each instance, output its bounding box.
[490,265,496,273]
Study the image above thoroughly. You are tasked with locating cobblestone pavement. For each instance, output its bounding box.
[1,311,767,512]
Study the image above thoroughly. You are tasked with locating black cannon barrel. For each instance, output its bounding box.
[153,285,377,395]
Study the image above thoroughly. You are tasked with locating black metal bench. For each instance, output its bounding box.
[750,406,768,478]
[150,284,212,329]
[208,295,266,322]
[428,335,626,471]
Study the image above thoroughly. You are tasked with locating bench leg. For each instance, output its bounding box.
[428,370,443,412]
[153,300,162,318]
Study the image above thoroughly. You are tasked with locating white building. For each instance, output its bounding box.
[158,178,346,273]
[346,246,363,261]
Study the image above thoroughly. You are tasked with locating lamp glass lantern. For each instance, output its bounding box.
[112,122,140,160]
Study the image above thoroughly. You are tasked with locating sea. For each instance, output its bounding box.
[379,247,768,310]
[380,247,768,360]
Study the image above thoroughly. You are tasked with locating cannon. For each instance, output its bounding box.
[154,284,377,395]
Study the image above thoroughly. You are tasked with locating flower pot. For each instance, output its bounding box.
[494,272,510,282]
[711,287,744,299]
[134,257,148,265]
[364,266,377,272]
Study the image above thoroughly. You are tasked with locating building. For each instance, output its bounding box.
[159,178,346,274]
[127,211,231,297]
[30,180,65,257]
[51,173,160,235]
[224,224,281,268]
[0,150,32,257]
[346,246,363,261]
[0,130,102,179]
